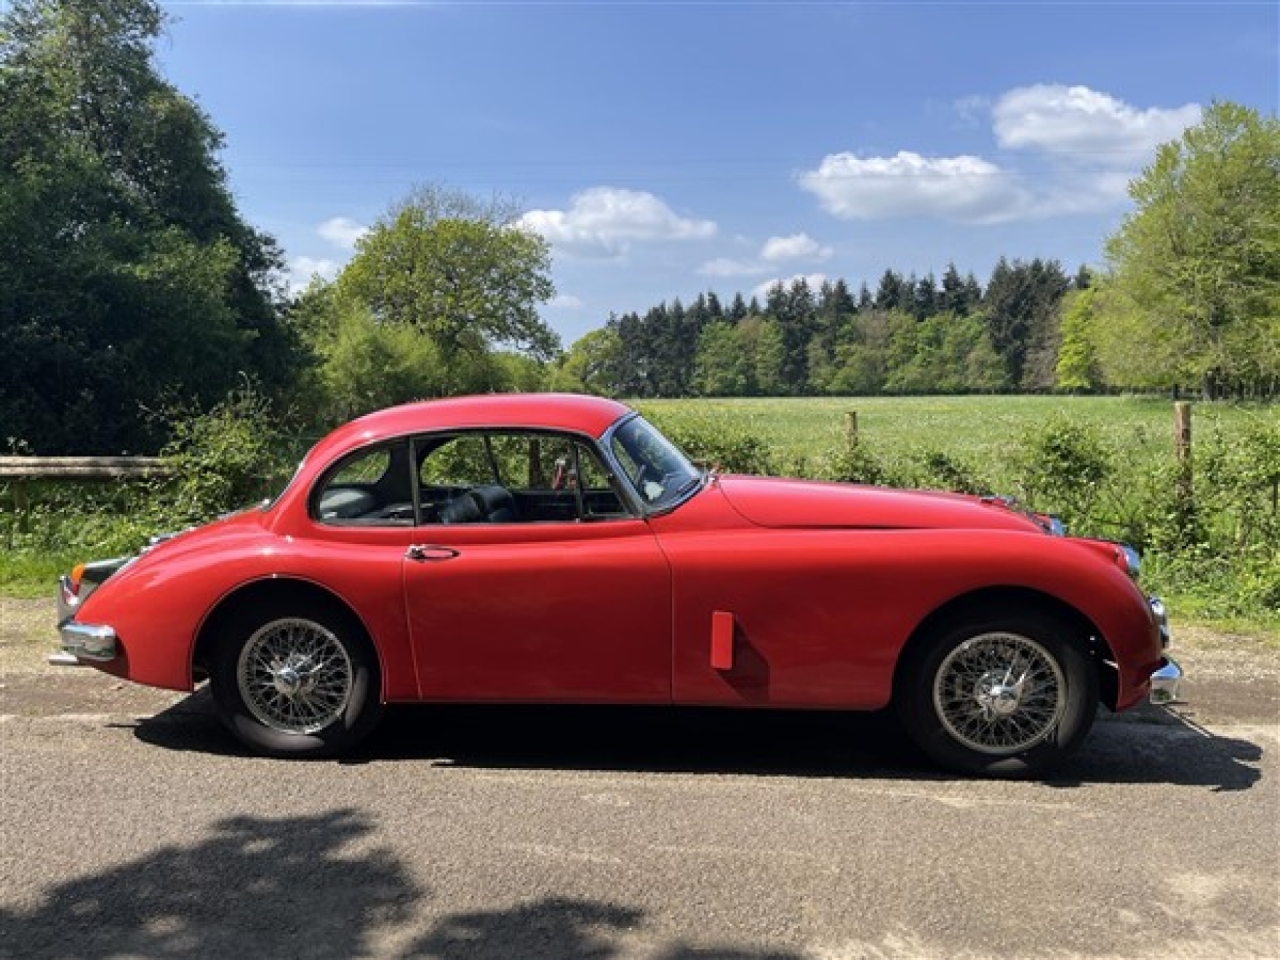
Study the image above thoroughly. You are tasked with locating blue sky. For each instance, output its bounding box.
[154,0,1278,346]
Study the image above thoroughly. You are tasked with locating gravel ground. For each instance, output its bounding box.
[3,597,1277,960]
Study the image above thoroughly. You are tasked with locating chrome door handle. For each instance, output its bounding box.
[406,544,460,562]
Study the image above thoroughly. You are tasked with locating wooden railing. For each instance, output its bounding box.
[0,456,171,522]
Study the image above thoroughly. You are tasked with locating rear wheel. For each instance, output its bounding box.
[898,611,1097,778]
[210,602,383,758]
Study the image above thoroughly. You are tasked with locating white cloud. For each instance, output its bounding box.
[994,84,1201,160]
[317,216,369,250]
[287,256,341,294]
[519,187,716,256]
[698,257,769,278]
[798,150,1029,224]
[753,273,829,300]
[800,85,1199,224]
[761,233,833,263]
[700,233,832,277]
[551,294,584,309]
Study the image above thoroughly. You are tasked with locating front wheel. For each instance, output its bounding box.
[898,612,1098,778]
[210,602,383,758]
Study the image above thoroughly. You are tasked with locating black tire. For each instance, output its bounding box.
[897,610,1098,778]
[210,599,383,759]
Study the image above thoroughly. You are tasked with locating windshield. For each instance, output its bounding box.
[608,416,702,511]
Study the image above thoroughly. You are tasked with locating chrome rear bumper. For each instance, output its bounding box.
[55,621,118,663]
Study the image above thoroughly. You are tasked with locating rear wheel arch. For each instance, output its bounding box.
[192,578,381,689]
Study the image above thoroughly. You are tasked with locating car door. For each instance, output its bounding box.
[404,431,672,703]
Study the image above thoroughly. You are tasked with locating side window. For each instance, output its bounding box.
[414,431,630,524]
[314,442,413,525]
[573,442,629,518]
[420,434,497,488]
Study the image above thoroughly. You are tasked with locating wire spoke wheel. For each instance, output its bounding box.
[236,618,354,735]
[932,631,1067,755]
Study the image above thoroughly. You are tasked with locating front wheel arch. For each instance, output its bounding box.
[894,586,1117,711]
[893,592,1103,778]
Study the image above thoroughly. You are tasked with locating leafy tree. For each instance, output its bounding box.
[317,302,449,421]
[549,328,622,396]
[741,315,786,396]
[1055,288,1101,392]
[826,312,892,395]
[336,185,559,377]
[693,321,751,396]
[0,0,294,453]
[1099,101,1280,398]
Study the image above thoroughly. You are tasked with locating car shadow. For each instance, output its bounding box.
[131,689,1264,790]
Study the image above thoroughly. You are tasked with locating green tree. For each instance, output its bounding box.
[1055,288,1101,392]
[1099,101,1280,398]
[693,320,751,396]
[336,185,559,383]
[742,315,786,396]
[317,302,448,421]
[982,258,1070,389]
[549,328,623,395]
[0,0,295,453]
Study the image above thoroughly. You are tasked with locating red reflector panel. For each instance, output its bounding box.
[711,610,735,671]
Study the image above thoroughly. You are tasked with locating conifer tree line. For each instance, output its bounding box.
[586,261,1082,399]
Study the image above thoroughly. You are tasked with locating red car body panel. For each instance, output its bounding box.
[65,393,1165,717]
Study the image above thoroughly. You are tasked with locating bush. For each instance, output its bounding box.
[642,411,775,475]
[824,438,891,485]
[161,385,298,523]
[1010,415,1112,531]
[908,449,989,495]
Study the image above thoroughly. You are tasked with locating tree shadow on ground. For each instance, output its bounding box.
[399,897,805,959]
[1,808,802,960]
[0,808,416,959]
[132,690,1264,791]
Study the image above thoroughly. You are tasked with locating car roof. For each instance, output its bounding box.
[321,393,634,452]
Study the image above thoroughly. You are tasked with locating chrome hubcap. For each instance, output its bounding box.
[934,632,1066,755]
[237,618,353,735]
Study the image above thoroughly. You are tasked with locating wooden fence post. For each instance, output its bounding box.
[1174,401,1193,526]
[845,411,859,448]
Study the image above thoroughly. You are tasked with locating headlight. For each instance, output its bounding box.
[1119,544,1141,578]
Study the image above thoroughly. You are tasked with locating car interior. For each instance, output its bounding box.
[314,431,630,526]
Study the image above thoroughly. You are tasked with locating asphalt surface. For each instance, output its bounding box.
[2,602,1278,959]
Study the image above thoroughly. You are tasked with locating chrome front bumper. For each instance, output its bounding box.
[1150,657,1182,705]
[1147,595,1181,704]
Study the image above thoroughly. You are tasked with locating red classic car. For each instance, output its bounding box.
[54,393,1180,776]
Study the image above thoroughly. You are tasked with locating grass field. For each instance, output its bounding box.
[638,395,1275,485]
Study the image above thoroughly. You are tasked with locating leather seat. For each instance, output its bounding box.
[437,492,483,524]
[470,485,518,523]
